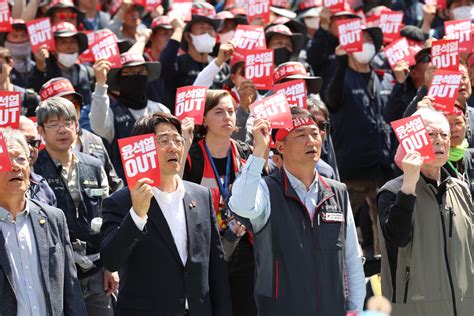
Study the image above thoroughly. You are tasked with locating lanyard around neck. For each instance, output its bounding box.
[204,141,232,200]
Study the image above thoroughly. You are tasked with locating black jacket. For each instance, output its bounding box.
[100,182,232,316]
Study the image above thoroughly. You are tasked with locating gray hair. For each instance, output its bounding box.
[412,107,450,132]
[0,127,30,158]
[307,94,329,119]
[35,96,77,126]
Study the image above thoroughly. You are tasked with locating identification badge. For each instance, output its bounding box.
[89,188,106,197]
[320,208,344,223]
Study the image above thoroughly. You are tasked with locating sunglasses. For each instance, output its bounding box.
[317,121,329,132]
[27,139,41,149]
[56,12,77,20]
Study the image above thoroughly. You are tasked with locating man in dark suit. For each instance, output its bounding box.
[0,127,86,316]
[100,112,232,316]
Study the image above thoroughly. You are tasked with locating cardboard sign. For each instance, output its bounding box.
[379,11,404,43]
[323,0,345,13]
[0,131,11,172]
[384,37,416,70]
[445,20,472,53]
[232,25,266,51]
[175,86,207,124]
[425,0,446,9]
[246,0,270,24]
[427,69,462,112]
[391,115,435,162]
[0,91,21,129]
[337,19,363,53]
[244,49,274,90]
[250,92,292,128]
[118,133,160,189]
[431,39,459,71]
[273,79,307,108]
[0,0,11,32]
[90,34,122,68]
[26,18,55,53]
[167,2,193,21]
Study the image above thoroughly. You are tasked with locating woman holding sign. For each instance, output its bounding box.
[183,90,257,316]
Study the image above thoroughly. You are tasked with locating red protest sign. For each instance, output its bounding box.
[384,37,416,70]
[431,39,460,71]
[379,11,404,43]
[246,0,270,24]
[273,79,307,108]
[26,18,55,53]
[118,133,160,189]
[0,0,11,32]
[364,15,380,28]
[167,2,192,21]
[427,69,462,112]
[0,131,11,172]
[174,86,207,124]
[445,20,472,53]
[80,30,112,63]
[0,91,21,129]
[337,19,363,52]
[135,0,163,11]
[425,0,446,9]
[323,0,345,13]
[232,25,266,51]
[244,49,274,90]
[250,92,292,128]
[90,34,122,68]
[391,115,435,162]
[298,0,322,10]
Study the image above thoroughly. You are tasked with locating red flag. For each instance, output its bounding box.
[391,115,435,162]
[384,37,416,70]
[445,20,472,53]
[250,92,292,128]
[273,79,308,108]
[0,0,11,32]
[431,39,460,71]
[0,91,21,129]
[0,131,12,172]
[26,18,55,53]
[427,69,463,112]
[174,86,207,124]
[244,49,274,90]
[379,10,404,43]
[246,0,271,24]
[90,34,122,68]
[118,133,160,189]
[232,25,266,51]
[337,18,363,52]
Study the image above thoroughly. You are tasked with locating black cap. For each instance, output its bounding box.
[400,25,425,43]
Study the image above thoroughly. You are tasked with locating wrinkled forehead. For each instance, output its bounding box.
[425,120,449,132]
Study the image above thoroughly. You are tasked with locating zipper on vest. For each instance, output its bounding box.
[448,207,455,238]
[403,266,410,303]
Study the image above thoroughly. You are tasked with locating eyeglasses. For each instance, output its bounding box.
[43,120,75,131]
[56,12,77,20]
[316,121,329,132]
[156,135,185,148]
[10,156,29,166]
[26,139,41,149]
[427,130,450,141]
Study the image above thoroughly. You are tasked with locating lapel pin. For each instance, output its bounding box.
[189,201,196,209]
[39,218,46,225]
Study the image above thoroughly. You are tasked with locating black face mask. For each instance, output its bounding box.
[118,74,148,110]
[274,47,292,66]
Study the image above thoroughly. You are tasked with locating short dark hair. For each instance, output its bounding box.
[271,107,317,141]
[131,112,182,136]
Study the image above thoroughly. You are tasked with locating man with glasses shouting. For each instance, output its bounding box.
[33,97,118,316]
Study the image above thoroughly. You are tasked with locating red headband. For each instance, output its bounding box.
[275,117,317,141]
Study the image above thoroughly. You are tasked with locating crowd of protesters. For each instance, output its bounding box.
[0,0,473,315]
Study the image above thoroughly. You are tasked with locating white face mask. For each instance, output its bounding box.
[57,52,78,68]
[452,6,473,20]
[219,30,235,44]
[190,33,216,54]
[352,43,376,64]
[304,17,320,30]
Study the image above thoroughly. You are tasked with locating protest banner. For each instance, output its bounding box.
[391,115,435,162]
[26,18,55,53]
[246,0,270,23]
[379,10,404,43]
[175,86,207,124]
[250,92,292,128]
[232,25,266,51]
[431,39,460,70]
[337,18,363,52]
[427,69,463,112]
[323,0,345,13]
[167,2,193,21]
[445,19,472,53]
[425,0,446,8]
[0,91,21,129]
[90,33,121,68]
[273,79,307,108]
[384,37,416,70]
[244,49,274,90]
[118,133,160,188]
[0,0,11,32]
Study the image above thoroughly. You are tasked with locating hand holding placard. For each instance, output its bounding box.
[174,86,207,124]
[337,19,363,53]
[250,92,292,128]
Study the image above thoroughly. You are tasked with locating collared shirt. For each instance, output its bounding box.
[0,201,47,316]
[228,155,366,312]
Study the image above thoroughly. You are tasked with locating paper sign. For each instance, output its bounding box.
[427,69,462,112]
[298,0,322,10]
[337,19,363,53]
[425,0,446,9]
[445,20,472,53]
[273,79,307,108]
[175,86,207,124]
[0,131,11,172]
[431,39,459,71]
[0,91,21,129]
[167,2,193,21]
[364,15,380,28]
[80,30,112,63]
[244,49,274,90]
[384,37,416,70]
[271,0,289,8]
[250,92,292,128]
[26,18,55,53]
[232,25,266,51]
[90,34,122,68]
[323,0,345,13]
[246,0,270,24]
[391,115,435,162]
[118,133,160,189]
[379,11,404,43]
[0,0,11,32]
[135,0,163,11]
